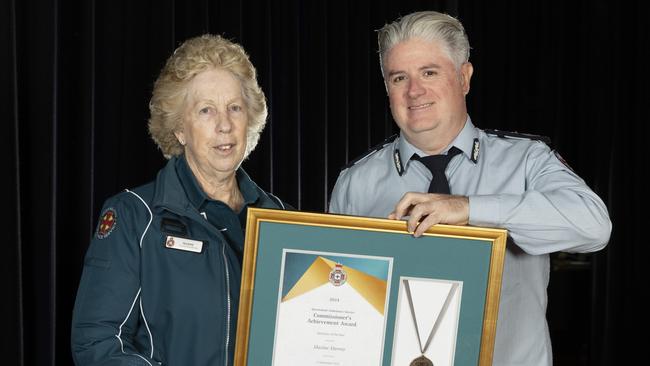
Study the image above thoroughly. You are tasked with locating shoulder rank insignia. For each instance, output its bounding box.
[342,134,398,170]
[96,208,117,239]
[393,148,405,175]
[483,129,552,148]
[471,138,480,163]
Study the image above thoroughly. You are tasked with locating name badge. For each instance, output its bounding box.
[164,235,203,253]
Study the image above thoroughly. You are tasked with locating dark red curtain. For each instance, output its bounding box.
[3,0,645,364]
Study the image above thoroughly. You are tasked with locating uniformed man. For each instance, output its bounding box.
[329,11,611,366]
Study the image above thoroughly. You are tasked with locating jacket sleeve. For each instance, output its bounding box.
[71,192,158,365]
[469,142,612,255]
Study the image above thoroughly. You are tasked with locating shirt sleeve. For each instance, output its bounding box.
[71,193,158,365]
[468,143,611,255]
[329,170,351,214]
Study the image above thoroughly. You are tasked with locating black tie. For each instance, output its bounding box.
[413,146,462,194]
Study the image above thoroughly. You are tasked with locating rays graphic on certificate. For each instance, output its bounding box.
[271,249,393,365]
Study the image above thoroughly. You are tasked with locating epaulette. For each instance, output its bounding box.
[483,129,552,148]
[342,134,398,170]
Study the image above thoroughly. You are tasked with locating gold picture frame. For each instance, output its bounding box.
[235,208,506,366]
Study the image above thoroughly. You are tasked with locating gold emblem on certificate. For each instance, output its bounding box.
[328,263,347,286]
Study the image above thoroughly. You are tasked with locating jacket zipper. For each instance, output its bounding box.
[157,205,233,365]
[222,241,232,366]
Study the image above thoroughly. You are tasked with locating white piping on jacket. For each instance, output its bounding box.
[268,192,285,209]
[111,189,155,362]
[114,288,152,366]
[222,243,232,366]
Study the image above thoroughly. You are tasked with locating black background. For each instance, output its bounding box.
[3,0,646,364]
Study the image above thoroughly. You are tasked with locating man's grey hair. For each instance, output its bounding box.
[377,11,470,75]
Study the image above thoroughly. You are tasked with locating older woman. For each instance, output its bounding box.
[71,35,287,365]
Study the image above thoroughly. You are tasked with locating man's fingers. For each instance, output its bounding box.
[406,212,421,233]
[393,194,468,234]
[393,192,433,219]
[406,201,437,233]
[409,202,442,236]
[413,213,440,237]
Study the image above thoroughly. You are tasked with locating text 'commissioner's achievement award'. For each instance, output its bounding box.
[271,249,393,365]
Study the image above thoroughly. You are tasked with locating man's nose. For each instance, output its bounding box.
[407,78,425,98]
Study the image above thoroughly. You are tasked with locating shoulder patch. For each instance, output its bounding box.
[96,208,117,239]
[343,134,398,170]
[484,129,552,147]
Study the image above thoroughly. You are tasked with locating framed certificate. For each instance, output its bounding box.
[235,208,507,366]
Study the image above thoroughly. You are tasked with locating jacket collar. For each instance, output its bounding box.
[151,156,194,214]
[151,156,272,214]
[175,155,260,211]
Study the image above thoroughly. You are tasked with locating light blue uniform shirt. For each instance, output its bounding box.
[329,117,611,366]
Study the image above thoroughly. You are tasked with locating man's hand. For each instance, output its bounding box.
[388,192,469,237]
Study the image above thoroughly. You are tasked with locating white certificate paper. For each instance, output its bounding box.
[272,249,393,366]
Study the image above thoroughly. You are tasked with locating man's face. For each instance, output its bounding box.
[384,37,473,152]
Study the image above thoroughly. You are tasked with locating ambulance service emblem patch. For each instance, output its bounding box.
[96,208,117,239]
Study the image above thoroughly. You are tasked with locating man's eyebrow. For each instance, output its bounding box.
[387,63,442,77]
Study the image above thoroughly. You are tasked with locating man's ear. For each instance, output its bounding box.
[460,62,474,95]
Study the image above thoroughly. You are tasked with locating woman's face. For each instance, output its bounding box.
[177,68,249,180]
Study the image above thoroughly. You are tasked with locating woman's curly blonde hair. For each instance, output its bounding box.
[148,34,267,159]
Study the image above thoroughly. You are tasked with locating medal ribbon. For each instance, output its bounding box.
[404,280,458,356]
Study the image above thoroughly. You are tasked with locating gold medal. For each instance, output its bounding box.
[410,355,434,366]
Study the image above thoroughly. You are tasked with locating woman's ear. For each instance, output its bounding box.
[174,131,186,146]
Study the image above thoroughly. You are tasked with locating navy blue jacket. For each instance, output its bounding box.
[71,157,286,365]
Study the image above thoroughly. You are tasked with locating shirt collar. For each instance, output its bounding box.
[396,116,480,173]
[175,155,260,210]
[236,169,260,207]
[450,116,480,161]
[176,155,206,209]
